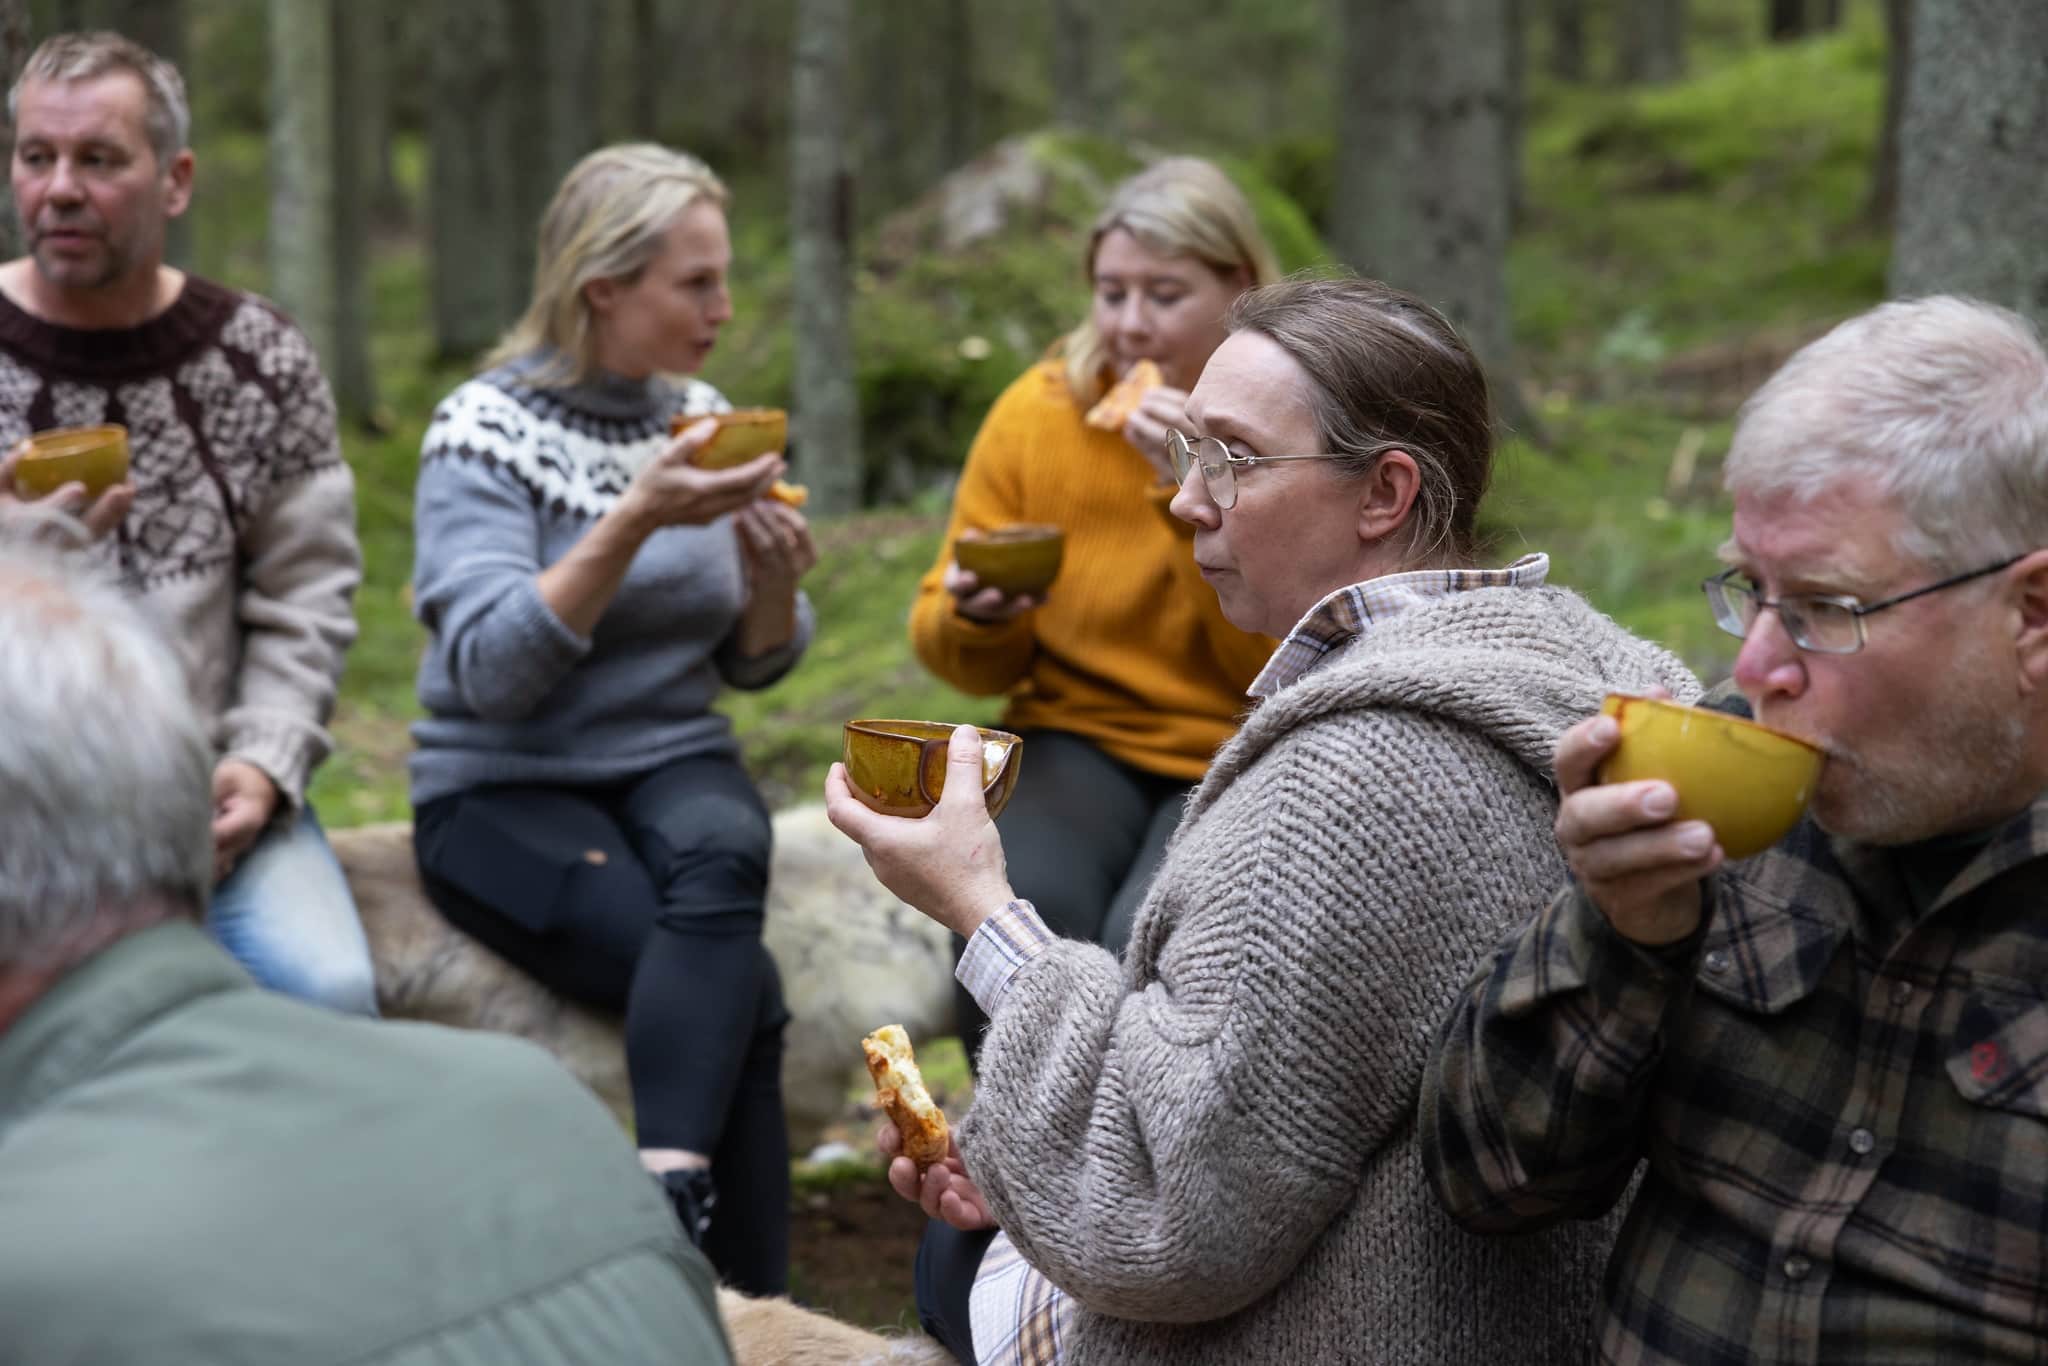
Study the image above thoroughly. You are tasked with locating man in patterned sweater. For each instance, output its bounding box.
[0,32,372,1014]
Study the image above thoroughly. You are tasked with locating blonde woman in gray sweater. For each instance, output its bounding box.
[827,277,1699,1365]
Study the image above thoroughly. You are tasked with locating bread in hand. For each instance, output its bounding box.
[1083,358,1163,431]
[862,1024,950,1167]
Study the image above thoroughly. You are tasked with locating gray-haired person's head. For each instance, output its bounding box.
[8,31,191,170]
[1726,295,2048,573]
[0,527,213,969]
[1227,275,1496,565]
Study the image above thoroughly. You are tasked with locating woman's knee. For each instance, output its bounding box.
[642,789,774,907]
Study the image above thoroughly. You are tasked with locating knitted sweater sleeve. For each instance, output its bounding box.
[412,398,591,722]
[907,374,1039,693]
[960,711,1568,1324]
[712,588,817,690]
[219,334,360,808]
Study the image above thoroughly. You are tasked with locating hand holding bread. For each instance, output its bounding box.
[862,1024,950,1167]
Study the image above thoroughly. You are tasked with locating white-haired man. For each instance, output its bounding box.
[0,31,371,1013]
[0,527,733,1365]
[1422,295,2048,1362]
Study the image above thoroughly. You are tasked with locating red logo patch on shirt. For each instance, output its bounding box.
[1970,1041,2004,1084]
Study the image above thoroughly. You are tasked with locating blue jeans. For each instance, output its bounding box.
[207,805,379,1016]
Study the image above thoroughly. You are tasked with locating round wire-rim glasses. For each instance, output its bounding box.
[1702,554,2025,655]
[1164,429,1359,510]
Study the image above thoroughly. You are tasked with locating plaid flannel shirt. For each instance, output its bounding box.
[1422,791,2048,1363]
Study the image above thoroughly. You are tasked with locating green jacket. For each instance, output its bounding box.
[0,922,733,1366]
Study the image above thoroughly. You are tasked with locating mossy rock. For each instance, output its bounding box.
[703,129,1331,504]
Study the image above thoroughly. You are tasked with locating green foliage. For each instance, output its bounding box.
[1513,10,1888,368]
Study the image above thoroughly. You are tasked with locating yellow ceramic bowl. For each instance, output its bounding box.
[1597,693,1824,859]
[954,524,1065,597]
[843,719,1023,820]
[677,408,788,471]
[10,424,130,499]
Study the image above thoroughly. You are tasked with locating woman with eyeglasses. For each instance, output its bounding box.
[832,276,1698,1363]
[908,157,1281,1069]
[408,144,813,1295]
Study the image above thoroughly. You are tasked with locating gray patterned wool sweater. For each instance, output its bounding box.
[961,585,1701,1365]
[409,357,814,806]
[0,276,358,806]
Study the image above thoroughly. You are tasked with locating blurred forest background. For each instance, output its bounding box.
[6,0,2043,1324]
[6,0,2039,830]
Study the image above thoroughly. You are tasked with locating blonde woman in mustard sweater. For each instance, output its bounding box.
[909,158,1280,1064]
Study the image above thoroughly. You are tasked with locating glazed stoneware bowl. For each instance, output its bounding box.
[953,524,1065,597]
[843,719,1024,820]
[676,408,788,470]
[1597,693,1825,860]
[10,424,129,499]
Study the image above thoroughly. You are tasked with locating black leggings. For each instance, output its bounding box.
[413,752,789,1295]
[955,729,1189,1068]
[916,1219,996,1363]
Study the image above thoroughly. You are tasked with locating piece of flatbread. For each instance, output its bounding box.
[862,1024,950,1167]
[1083,359,1163,431]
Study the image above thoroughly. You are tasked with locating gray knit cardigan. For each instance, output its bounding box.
[960,585,1701,1365]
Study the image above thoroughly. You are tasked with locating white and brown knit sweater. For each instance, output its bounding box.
[0,276,359,806]
[961,585,1701,1365]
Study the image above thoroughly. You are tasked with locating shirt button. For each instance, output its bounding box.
[1848,1127,1876,1156]
[1783,1255,1812,1281]
[1889,980,1913,1006]
[1703,950,1730,974]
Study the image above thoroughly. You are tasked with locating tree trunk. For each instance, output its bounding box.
[1505,0,1526,229]
[1890,0,2048,330]
[499,1,598,297]
[790,0,860,513]
[1334,0,1531,434]
[1547,0,1586,81]
[103,0,191,263]
[627,0,660,138]
[859,0,914,212]
[267,0,339,383]
[426,0,518,360]
[1768,0,1809,41]
[0,0,29,261]
[940,0,976,171]
[1618,0,1686,84]
[328,0,380,424]
[1052,0,1112,135]
[353,0,407,229]
[1866,0,1910,226]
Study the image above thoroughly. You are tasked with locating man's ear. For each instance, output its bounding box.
[162,149,195,220]
[2012,547,2048,693]
[1355,449,1422,548]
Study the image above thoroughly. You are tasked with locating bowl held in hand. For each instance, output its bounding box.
[953,524,1064,598]
[843,719,1023,819]
[10,424,130,499]
[675,408,788,470]
[1597,693,1824,860]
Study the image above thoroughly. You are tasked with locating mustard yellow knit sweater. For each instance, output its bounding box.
[909,362,1274,781]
